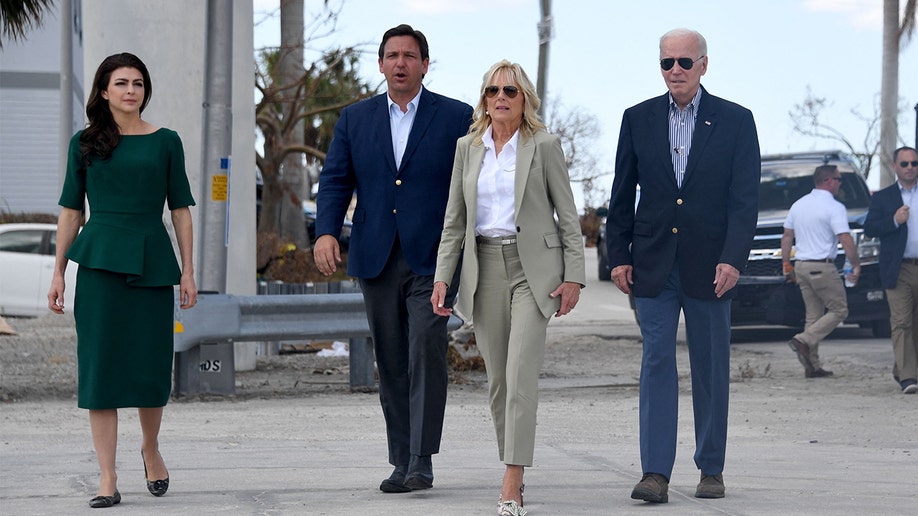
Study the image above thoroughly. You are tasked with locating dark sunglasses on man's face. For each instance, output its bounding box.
[900,160,918,168]
[660,56,704,71]
[484,85,519,99]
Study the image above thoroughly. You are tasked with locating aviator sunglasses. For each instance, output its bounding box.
[484,85,520,98]
[900,160,918,168]
[660,56,705,71]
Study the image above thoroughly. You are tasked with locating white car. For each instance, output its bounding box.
[0,223,78,317]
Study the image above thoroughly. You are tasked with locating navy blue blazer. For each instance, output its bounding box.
[606,86,761,300]
[316,89,473,278]
[864,183,907,289]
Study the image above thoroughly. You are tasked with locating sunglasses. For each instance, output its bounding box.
[660,56,704,71]
[484,85,520,99]
[900,160,918,168]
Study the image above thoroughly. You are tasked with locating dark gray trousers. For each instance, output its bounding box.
[359,239,451,466]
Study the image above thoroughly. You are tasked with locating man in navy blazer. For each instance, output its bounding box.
[314,24,473,492]
[606,28,760,503]
[864,146,918,394]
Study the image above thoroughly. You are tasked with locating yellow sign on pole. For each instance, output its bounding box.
[211,174,228,201]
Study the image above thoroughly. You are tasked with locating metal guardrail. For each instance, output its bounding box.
[172,292,462,396]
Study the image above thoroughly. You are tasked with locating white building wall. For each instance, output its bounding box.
[0,2,84,214]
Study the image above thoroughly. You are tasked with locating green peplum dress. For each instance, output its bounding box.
[59,128,195,409]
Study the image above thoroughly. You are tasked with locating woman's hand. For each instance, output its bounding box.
[179,271,197,309]
[550,281,581,317]
[47,274,67,314]
[430,281,452,316]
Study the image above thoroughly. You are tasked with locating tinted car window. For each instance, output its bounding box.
[0,230,45,254]
[759,163,870,211]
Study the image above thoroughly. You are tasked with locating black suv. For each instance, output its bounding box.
[600,151,890,336]
[734,150,889,336]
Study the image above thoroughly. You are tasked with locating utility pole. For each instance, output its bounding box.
[536,0,552,119]
[58,0,73,189]
[198,0,234,293]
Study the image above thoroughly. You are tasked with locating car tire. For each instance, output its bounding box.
[597,249,611,281]
[871,319,891,338]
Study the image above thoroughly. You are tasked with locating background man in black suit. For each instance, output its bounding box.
[864,146,918,394]
[314,24,473,492]
[606,28,760,503]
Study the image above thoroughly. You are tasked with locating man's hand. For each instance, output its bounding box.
[895,205,910,225]
[612,265,633,295]
[313,234,341,276]
[783,262,796,283]
[713,263,740,298]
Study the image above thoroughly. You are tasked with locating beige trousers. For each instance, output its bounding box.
[473,242,549,467]
[793,261,848,369]
[885,262,918,382]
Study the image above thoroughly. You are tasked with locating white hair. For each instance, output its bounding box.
[659,28,708,57]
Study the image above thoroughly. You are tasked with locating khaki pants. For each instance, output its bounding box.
[793,261,848,369]
[473,242,549,467]
[885,262,918,382]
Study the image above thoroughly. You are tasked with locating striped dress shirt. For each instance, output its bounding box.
[669,88,702,187]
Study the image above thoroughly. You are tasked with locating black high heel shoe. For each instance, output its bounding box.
[142,451,170,497]
[89,490,121,508]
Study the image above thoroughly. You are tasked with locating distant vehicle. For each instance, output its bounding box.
[303,200,351,252]
[595,207,611,281]
[602,151,890,336]
[734,150,889,336]
[0,223,77,317]
[596,189,640,282]
[255,172,351,250]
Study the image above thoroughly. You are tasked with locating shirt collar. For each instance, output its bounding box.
[482,125,520,152]
[899,181,918,193]
[668,87,703,114]
[387,86,423,115]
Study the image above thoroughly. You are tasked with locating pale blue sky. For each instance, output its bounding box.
[254,0,918,205]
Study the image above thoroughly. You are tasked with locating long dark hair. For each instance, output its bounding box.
[79,52,152,165]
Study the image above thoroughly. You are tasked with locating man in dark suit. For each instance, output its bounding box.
[606,28,760,503]
[314,24,473,492]
[864,146,918,394]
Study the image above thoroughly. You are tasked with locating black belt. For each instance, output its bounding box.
[476,235,517,246]
[798,258,835,263]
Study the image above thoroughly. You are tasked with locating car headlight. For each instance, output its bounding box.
[852,228,880,265]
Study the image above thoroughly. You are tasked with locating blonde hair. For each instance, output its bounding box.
[469,60,545,144]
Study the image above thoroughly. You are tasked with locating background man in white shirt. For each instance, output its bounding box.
[781,164,860,378]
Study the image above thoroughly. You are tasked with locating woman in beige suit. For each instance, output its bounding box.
[431,60,585,516]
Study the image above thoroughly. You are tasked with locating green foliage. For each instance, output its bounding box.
[0,0,54,49]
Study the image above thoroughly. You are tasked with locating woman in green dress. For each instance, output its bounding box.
[47,52,197,509]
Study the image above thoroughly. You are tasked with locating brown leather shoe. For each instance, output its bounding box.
[631,473,668,503]
[805,368,833,378]
[695,473,725,498]
[788,338,815,374]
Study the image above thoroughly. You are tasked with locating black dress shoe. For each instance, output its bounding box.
[89,490,121,508]
[379,464,411,493]
[404,454,433,490]
[142,451,170,496]
[805,368,833,378]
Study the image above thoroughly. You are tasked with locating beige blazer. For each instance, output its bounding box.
[434,128,586,320]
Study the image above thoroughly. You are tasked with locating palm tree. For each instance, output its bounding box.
[880,0,917,187]
[0,0,55,49]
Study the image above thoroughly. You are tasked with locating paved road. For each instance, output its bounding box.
[1,248,915,515]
